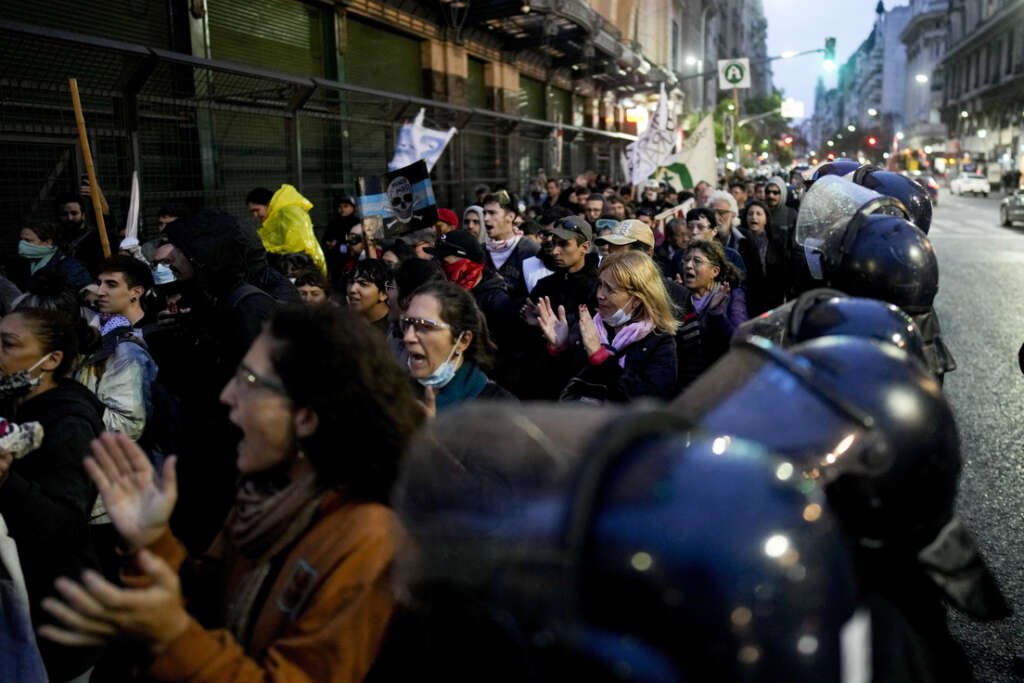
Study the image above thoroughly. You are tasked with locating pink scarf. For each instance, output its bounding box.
[592,313,654,368]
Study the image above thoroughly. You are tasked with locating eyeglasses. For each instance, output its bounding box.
[765,189,781,195]
[687,221,713,231]
[234,361,288,396]
[713,209,734,216]
[681,256,713,268]
[399,316,451,334]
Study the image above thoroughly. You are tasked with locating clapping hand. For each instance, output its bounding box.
[578,305,602,356]
[707,281,731,310]
[537,296,569,350]
[39,549,190,654]
[85,432,177,553]
[520,299,540,326]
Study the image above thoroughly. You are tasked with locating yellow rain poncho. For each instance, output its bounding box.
[258,184,327,275]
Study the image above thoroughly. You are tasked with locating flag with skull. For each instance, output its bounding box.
[357,160,438,238]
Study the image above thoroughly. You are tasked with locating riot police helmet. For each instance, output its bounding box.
[852,165,933,234]
[390,402,867,682]
[809,158,861,184]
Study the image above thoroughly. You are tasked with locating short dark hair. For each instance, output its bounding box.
[518,219,543,236]
[350,259,393,293]
[482,191,519,217]
[586,193,606,204]
[294,269,330,293]
[729,180,746,192]
[157,202,190,219]
[540,206,573,227]
[99,254,154,291]
[22,222,61,246]
[686,207,716,225]
[56,194,83,210]
[685,238,743,286]
[268,305,425,500]
[245,187,274,206]
[666,217,687,238]
[409,281,497,371]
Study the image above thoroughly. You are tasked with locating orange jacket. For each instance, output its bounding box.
[143,492,399,682]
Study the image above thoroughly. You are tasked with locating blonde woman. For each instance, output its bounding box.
[538,250,678,402]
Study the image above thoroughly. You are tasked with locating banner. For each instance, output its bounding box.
[358,160,438,238]
[388,109,457,172]
[652,115,716,191]
[624,85,676,186]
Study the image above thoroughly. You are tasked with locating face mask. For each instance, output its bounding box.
[442,259,485,291]
[0,354,54,400]
[152,263,177,286]
[18,240,57,260]
[604,307,633,327]
[412,333,465,389]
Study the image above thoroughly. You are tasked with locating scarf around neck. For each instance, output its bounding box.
[485,234,520,270]
[592,313,654,368]
[224,470,323,642]
[435,360,489,411]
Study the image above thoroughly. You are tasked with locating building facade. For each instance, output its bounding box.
[938,0,1024,176]
[899,0,948,152]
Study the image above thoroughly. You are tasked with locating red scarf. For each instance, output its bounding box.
[443,259,484,291]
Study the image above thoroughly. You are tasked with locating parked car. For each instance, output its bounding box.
[1000,191,1024,226]
[903,170,940,206]
[950,172,990,197]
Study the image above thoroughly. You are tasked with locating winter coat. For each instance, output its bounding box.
[3,380,104,681]
[557,325,678,402]
[75,326,158,441]
[484,237,539,300]
[676,286,749,391]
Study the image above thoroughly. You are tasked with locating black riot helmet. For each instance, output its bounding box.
[851,165,933,234]
[809,157,861,184]
[735,288,926,364]
[831,213,938,312]
[673,336,1009,620]
[388,403,866,682]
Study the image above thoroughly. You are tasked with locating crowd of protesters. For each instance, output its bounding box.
[0,164,854,682]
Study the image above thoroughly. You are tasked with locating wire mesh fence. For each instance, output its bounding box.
[0,19,633,254]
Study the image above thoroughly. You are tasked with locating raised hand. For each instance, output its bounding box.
[85,432,177,552]
[708,280,731,310]
[578,305,602,356]
[520,299,540,326]
[537,296,569,350]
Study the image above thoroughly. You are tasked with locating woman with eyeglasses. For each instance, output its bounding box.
[402,281,514,415]
[39,304,425,683]
[676,238,748,391]
[537,250,678,403]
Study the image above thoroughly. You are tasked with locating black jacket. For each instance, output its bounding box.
[485,237,539,301]
[559,326,678,402]
[3,380,104,681]
[473,273,528,396]
[530,255,600,321]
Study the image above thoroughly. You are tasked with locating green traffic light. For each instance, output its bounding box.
[823,37,836,71]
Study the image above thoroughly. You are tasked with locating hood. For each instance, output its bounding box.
[767,176,789,205]
[268,184,313,217]
[165,209,250,296]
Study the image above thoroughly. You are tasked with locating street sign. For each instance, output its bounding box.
[718,58,751,90]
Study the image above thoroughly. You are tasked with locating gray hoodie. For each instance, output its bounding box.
[463,205,485,243]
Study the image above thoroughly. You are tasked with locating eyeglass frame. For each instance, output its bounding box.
[234,361,289,397]
[399,315,452,335]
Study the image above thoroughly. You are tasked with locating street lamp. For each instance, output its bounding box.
[960,110,969,118]
[847,124,856,132]
[914,73,929,84]
[685,55,698,66]
[867,108,878,117]
[895,131,905,140]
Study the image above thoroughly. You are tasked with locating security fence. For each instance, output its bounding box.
[0,19,635,247]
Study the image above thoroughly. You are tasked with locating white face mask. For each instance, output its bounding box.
[604,307,633,327]
[411,332,465,389]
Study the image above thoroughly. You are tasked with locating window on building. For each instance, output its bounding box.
[1007,31,1014,75]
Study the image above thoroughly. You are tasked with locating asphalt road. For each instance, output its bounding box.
[929,189,1024,682]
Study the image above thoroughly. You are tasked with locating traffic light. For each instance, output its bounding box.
[823,37,836,72]
[867,136,877,147]
[783,135,794,145]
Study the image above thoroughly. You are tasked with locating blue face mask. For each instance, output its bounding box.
[412,333,465,389]
[18,240,57,260]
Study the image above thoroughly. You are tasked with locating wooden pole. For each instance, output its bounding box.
[68,78,111,259]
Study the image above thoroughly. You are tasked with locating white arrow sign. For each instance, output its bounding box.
[718,58,751,90]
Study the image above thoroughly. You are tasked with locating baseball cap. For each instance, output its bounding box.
[594,219,655,248]
[425,229,485,263]
[549,216,593,244]
[436,208,459,228]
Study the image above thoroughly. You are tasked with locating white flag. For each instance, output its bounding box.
[388,109,457,172]
[652,115,716,191]
[624,85,676,186]
[119,170,143,259]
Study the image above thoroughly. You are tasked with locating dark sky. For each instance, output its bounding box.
[763,0,909,120]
